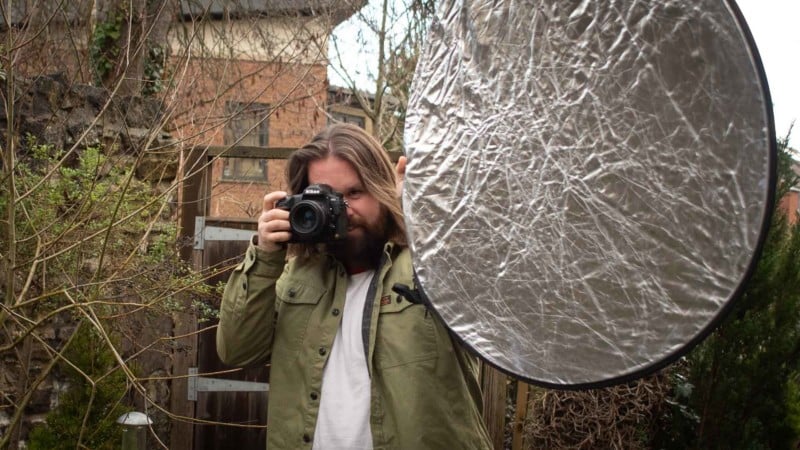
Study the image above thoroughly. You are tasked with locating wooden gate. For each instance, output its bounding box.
[171,146,292,450]
[191,216,268,450]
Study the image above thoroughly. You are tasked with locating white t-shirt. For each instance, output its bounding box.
[312,270,375,450]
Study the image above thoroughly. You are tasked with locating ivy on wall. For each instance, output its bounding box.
[90,14,125,85]
[90,10,167,96]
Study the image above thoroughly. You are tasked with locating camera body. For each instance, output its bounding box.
[276,184,348,243]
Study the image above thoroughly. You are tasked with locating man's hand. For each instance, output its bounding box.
[257,191,291,253]
[395,156,407,199]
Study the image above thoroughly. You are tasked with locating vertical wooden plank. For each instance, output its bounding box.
[171,147,206,450]
[169,301,198,450]
[512,381,530,450]
[481,363,507,450]
[178,146,207,262]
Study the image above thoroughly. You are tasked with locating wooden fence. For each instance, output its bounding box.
[482,366,531,450]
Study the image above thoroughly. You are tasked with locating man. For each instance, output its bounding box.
[217,124,492,449]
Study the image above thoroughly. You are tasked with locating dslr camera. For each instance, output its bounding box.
[276,184,348,243]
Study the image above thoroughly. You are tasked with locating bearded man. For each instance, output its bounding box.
[217,123,492,450]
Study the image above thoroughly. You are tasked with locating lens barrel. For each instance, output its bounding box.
[289,200,327,238]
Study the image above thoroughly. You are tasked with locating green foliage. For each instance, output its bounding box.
[90,14,124,84]
[2,136,207,442]
[653,136,800,449]
[143,45,167,96]
[5,139,165,283]
[88,7,168,95]
[194,297,220,323]
[788,376,800,434]
[27,324,131,450]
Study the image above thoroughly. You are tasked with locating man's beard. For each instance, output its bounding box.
[327,217,387,271]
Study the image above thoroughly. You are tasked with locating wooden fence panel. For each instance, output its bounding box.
[481,364,508,449]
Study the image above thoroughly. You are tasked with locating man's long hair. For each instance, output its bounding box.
[286,123,407,257]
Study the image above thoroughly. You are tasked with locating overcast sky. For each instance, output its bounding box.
[735,0,799,148]
[331,1,799,148]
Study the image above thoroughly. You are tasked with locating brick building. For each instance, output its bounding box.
[0,0,367,219]
[170,0,365,218]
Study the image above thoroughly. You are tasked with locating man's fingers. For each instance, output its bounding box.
[262,218,290,233]
[257,191,290,252]
[395,156,407,178]
[395,156,407,199]
[263,190,288,212]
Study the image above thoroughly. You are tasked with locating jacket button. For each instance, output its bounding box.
[319,347,327,356]
[288,289,296,298]
[303,433,311,443]
[310,392,318,400]
[242,281,247,290]
[332,308,340,316]
[249,252,255,260]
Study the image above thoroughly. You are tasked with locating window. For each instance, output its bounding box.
[222,102,269,182]
[329,110,366,129]
[222,158,267,182]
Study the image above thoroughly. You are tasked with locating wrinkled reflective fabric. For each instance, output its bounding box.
[403,0,774,386]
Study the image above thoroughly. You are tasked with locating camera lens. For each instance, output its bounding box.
[290,201,327,238]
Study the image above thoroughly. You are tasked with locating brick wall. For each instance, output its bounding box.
[171,58,329,218]
[779,189,799,225]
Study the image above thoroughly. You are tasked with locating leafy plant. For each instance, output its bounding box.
[27,324,131,450]
[90,14,125,84]
[143,45,167,95]
[1,135,205,446]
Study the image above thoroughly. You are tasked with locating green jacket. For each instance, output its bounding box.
[217,241,492,450]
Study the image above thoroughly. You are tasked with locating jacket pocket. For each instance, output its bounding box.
[374,298,437,369]
[274,279,325,353]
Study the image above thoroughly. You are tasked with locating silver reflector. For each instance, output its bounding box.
[403,0,776,387]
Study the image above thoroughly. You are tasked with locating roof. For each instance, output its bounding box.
[178,0,365,25]
[0,0,365,30]
[328,85,400,108]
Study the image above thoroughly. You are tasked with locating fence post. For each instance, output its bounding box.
[481,363,507,449]
[512,382,530,450]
